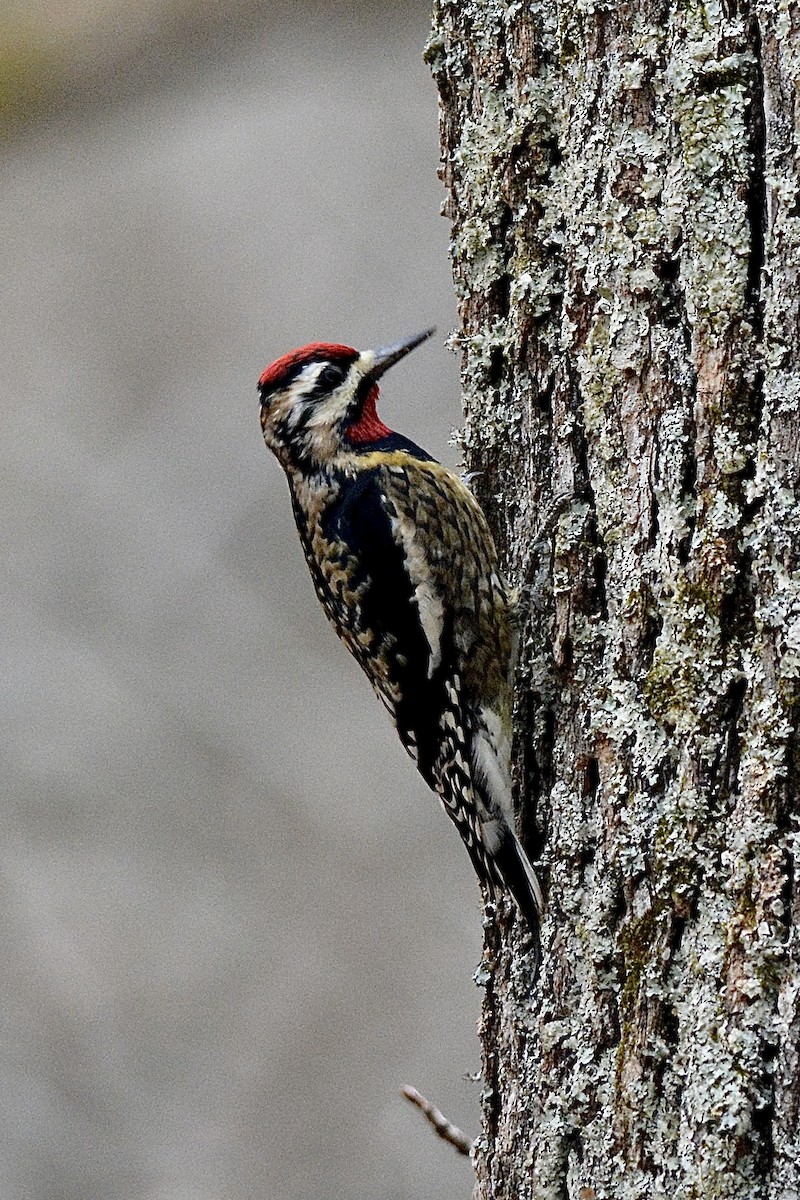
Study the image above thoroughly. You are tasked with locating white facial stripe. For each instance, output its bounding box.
[305,388,353,429]
[358,349,376,375]
[283,363,330,431]
[289,360,367,433]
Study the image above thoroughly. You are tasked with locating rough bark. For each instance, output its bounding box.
[426,3,800,1198]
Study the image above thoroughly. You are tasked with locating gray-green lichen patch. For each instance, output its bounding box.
[429,0,799,1197]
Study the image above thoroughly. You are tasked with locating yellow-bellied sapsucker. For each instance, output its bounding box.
[257,327,542,935]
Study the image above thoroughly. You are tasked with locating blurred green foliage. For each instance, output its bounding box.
[0,21,66,130]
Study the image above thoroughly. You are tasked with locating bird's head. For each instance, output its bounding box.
[258,327,435,471]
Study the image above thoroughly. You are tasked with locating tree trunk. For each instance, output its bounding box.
[426,3,800,1197]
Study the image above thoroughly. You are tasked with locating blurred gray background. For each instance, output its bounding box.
[0,2,484,1197]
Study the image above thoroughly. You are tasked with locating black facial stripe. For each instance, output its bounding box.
[311,362,348,395]
[343,371,375,421]
[259,361,306,401]
[260,359,351,407]
[291,401,315,437]
[289,364,348,437]
[354,373,374,403]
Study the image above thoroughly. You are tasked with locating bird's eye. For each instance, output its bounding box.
[317,363,347,390]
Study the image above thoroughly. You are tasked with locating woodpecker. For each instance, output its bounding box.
[257,327,542,936]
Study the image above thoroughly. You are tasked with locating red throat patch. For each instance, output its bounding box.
[347,385,391,444]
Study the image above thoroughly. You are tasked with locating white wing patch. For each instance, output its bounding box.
[470,708,514,825]
[387,505,445,678]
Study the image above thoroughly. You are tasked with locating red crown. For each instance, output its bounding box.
[258,343,358,391]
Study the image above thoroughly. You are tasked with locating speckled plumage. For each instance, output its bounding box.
[258,331,542,935]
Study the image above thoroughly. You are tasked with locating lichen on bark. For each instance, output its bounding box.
[427,2,800,1197]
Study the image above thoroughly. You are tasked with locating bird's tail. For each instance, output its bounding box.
[464,719,544,939]
[492,824,543,937]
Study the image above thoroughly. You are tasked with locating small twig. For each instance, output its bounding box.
[401,1085,474,1158]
